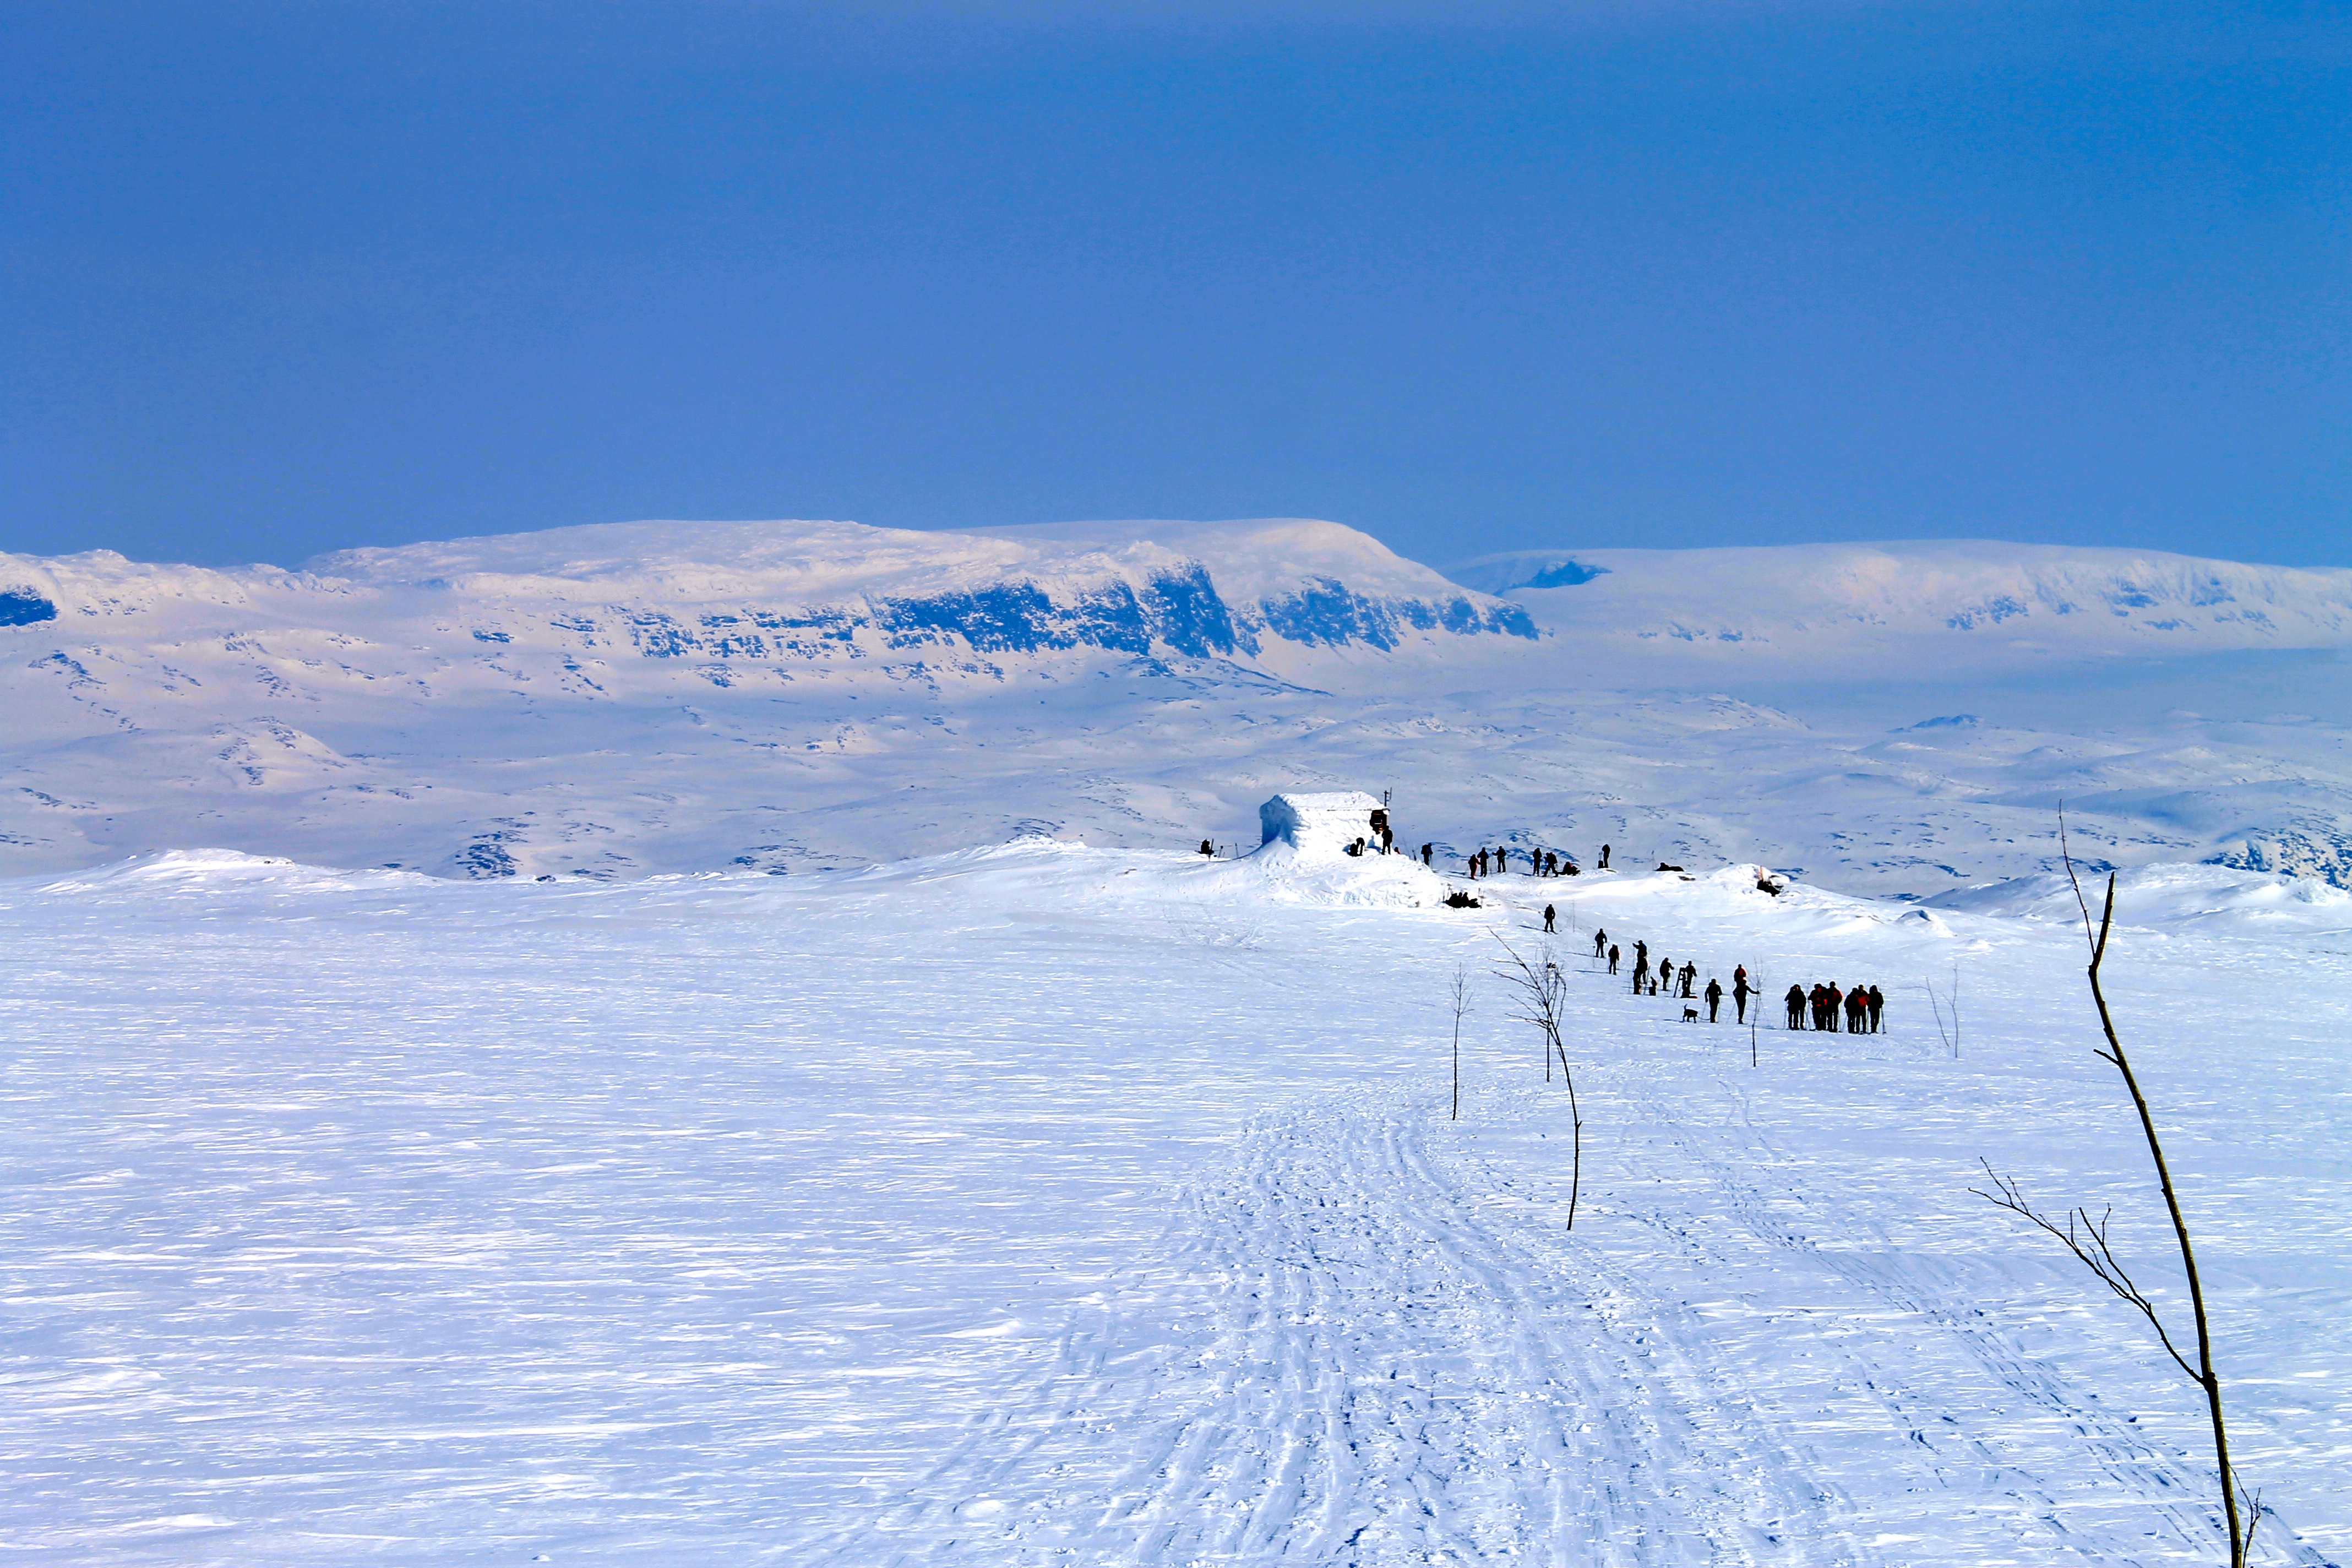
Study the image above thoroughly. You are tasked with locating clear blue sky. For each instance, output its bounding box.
[4,1,2346,569]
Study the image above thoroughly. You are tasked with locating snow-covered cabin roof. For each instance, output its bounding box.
[1259,792,1384,854]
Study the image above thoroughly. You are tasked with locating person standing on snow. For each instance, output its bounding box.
[1868,984,1885,1032]
[1599,843,1612,870]
[1785,983,1806,1030]
[1705,976,1723,1022]
[1632,952,1651,993]
[1543,903,1556,933]
[1679,962,1696,999]
[1607,943,1621,975]
[1593,928,1608,960]
[1732,967,1752,1023]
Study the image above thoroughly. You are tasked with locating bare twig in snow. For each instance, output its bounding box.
[1491,934,1583,1230]
[1447,965,1471,1122]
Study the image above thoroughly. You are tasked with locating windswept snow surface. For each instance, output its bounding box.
[3,845,2346,1565]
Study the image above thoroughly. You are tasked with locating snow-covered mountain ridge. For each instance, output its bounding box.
[0,515,1530,688]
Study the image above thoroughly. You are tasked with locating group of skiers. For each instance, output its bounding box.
[1392,832,1898,1040]
[1464,845,1583,879]
[1585,927,1890,1035]
[1588,930,1752,1022]
[1784,981,1886,1033]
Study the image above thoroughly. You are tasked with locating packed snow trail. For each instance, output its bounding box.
[821,1095,1843,1567]
[1,845,2345,1564]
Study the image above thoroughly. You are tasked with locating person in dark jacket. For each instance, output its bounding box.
[1732,967,1752,1023]
[1599,843,1611,869]
[1826,982,1845,1032]
[1679,962,1696,999]
[1543,903,1556,933]
[1199,839,1213,856]
[1868,984,1885,1032]
[1632,952,1651,992]
[1607,944,1621,975]
[1784,983,1806,1030]
[1705,976,1723,1022]
[1593,927,1608,959]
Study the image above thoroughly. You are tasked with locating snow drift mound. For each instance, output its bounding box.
[1166,845,1449,910]
[26,848,433,901]
[823,836,1453,911]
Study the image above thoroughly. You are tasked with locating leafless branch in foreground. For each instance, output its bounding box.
[1970,1161,2197,1382]
[1491,934,1582,1230]
[1974,809,2257,1565]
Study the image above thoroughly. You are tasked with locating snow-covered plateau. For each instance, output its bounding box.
[2,519,2349,891]
[3,840,2346,1564]
[3,519,2350,1563]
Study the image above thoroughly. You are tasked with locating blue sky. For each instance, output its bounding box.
[4,1,2346,569]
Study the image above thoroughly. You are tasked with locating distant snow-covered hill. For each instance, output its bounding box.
[1,515,1532,704]
[307,515,1535,676]
[1451,540,2352,667]
[1,519,2346,889]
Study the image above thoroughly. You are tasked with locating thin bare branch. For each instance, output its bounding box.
[1491,932,1583,1229]
[1970,1162,2201,1382]
[2037,831,2253,1566]
[2058,802,2097,954]
[1447,965,1471,1122]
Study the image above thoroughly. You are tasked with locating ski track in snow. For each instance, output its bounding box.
[823,1097,1843,1567]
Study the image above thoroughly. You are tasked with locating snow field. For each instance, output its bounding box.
[1,845,2346,1564]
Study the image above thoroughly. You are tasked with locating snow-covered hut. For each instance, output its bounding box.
[1258,791,1385,857]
